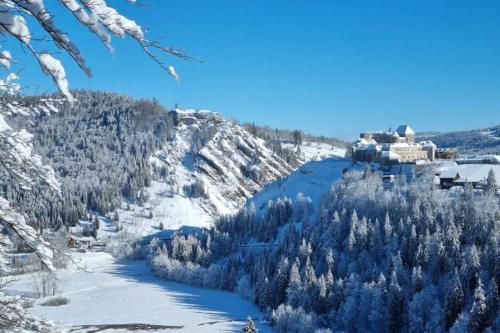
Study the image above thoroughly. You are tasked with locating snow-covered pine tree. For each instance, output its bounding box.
[485,168,497,195]
[445,269,465,330]
[243,316,257,333]
[469,278,488,333]
[286,258,303,308]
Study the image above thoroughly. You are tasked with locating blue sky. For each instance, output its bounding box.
[13,0,500,139]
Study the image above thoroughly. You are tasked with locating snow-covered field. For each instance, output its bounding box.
[7,252,271,332]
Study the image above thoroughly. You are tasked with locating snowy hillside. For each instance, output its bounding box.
[146,156,500,333]
[248,158,360,218]
[116,109,294,234]
[282,141,346,162]
[6,91,293,235]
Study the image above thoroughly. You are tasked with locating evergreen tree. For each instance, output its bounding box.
[286,259,303,308]
[445,269,465,330]
[383,212,392,243]
[388,271,405,333]
[347,210,358,251]
[411,266,423,293]
[469,278,488,333]
[465,245,481,291]
[325,248,334,273]
[255,272,271,309]
[291,130,303,146]
[485,168,497,195]
[274,257,290,304]
[243,316,257,333]
[486,279,499,328]
[303,257,317,310]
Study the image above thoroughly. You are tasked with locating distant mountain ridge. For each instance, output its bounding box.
[417,124,500,155]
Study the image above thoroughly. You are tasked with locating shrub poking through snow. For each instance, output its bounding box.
[41,296,70,307]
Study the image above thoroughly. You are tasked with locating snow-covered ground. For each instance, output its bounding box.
[248,158,360,218]
[283,141,346,162]
[103,180,211,238]
[437,162,500,183]
[7,252,271,332]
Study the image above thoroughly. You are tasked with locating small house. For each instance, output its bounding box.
[68,235,95,249]
[438,164,500,189]
[439,171,460,189]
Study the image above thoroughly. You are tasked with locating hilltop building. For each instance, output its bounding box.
[436,148,458,160]
[352,125,436,164]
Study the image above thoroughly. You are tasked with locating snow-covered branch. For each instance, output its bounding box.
[0,0,189,94]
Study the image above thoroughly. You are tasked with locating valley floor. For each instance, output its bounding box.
[7,252,270,332]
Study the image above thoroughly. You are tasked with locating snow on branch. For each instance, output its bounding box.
[0,96,62,193]
[0,0,191,97]
[0,197,55,271]
[38,53,73,102]
[0,278,52,331]
[10,0,92,77]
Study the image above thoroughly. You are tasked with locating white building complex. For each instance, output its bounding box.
[352,125,436,164]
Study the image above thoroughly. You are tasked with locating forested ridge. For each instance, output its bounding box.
[138,167,500,332]
[1,90,297,232]
[418,125,500,155]
[0,91,170,231]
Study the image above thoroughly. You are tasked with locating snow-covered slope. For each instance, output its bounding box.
[117,109,294,234]
[247,158,361,218]
[247,157,499,221]
[283,141,346,162]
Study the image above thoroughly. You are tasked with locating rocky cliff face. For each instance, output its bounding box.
[142,109,293,229]
[5,91,294,233]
